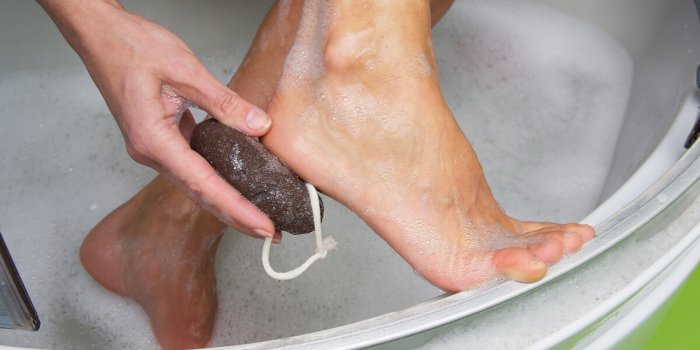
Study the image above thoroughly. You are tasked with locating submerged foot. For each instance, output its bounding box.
[262,0,594,291]
[80,177,224,349]
[79,2,304,348]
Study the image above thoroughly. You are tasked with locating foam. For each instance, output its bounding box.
[160,84,193,122]
[278,0,330,91]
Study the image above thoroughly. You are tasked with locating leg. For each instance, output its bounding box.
[80,176,223,348]
[430,0,455,25]
[228,0,454,105]
[79,2,303,349]
[262,0,594,291]
[81,1,458,347]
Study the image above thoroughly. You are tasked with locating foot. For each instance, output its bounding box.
[262,0,594,292]
[79,3,303,348]
[80,177,224,349]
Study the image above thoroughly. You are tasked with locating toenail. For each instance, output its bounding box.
[532,259,547,269]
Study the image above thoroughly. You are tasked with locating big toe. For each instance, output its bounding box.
[492,247,548,283]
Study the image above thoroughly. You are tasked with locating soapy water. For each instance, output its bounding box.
[0,0,632,348]
[279,0,330,91]
[435,0,633,222]
[160,84,200,122]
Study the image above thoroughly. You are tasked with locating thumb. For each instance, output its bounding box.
[172,68,271,136]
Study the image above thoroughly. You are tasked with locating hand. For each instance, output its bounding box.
[38,0,276,238]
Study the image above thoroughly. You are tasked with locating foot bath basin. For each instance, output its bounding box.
[0,0,699,348]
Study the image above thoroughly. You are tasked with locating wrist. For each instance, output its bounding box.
[36,0,124,55]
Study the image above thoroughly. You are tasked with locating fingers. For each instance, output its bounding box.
[71,10,276,239]
[165,58,272,136]
[120,83,275,239]
[148,132,277,239]
[273,229,283,244]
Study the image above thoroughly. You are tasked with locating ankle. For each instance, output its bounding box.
[321,0,432,73]
[323,31,372,73]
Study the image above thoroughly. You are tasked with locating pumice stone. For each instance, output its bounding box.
[191,119,323,234]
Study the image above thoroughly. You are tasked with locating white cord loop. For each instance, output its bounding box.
[262,183,337,280]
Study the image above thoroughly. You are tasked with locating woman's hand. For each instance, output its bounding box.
[37,0,276,239]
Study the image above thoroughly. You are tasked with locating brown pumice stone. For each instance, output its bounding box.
[191,119,323,234]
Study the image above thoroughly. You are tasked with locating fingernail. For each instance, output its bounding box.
[245,108,271,131]
[272,230,282,244]
[253,228,274,238]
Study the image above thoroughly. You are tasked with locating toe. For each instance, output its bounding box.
[561,230,585,253]
[534,230,583,254]
[519,220,559,232]
[518,222,595,254]
[528,238,564,265]
[556,224,594,252]
[492,248,547,283]
[573,224,596,241]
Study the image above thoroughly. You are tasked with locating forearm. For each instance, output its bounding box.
[37,0,275,237]
[36,0,124,56]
